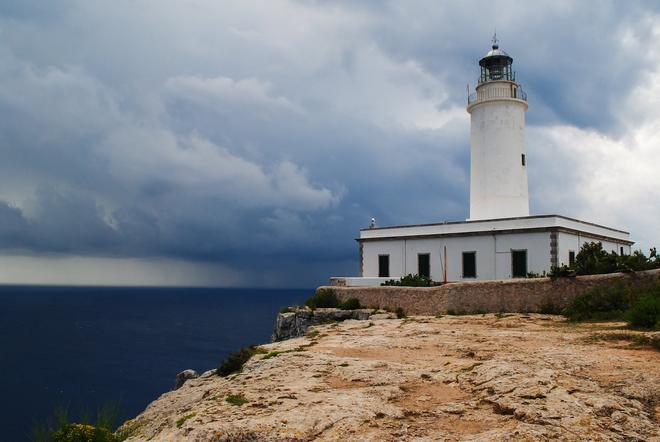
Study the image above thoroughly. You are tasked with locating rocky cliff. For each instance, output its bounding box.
[119,314,659,441]
[271,307,385,341]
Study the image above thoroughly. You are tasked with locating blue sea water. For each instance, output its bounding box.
[0,285,310,441]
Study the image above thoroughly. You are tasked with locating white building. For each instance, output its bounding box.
[333,38,633,287]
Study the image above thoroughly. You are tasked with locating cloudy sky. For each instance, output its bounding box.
[0,1,658,287]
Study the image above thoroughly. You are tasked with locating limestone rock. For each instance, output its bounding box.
[120,314,660,441]
[174,369,198,390]
[271,307,377,341]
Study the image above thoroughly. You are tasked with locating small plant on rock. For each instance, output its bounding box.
[538,302,562,315]
[33,405,120,442]
[338,297,361,310]
[225,393,249,406]
[217,345,265,377]
[176,412,197,428]
[305,288,339,309]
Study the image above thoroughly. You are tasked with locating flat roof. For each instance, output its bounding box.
[358,214,632,244]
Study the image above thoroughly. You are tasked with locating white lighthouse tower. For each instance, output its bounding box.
[467,36,529,220]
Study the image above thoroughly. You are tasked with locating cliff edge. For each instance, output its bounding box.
[119,314,659,441]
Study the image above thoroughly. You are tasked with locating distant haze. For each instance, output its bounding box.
[0,1,658,287]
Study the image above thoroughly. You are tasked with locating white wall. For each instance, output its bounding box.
[493,232,550,278]
[362,231,551,281]
[361,240,405,278]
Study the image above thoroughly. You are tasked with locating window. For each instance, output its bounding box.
[378,255,390,278]
[521,153,526,166]
[462,252,477,278]
[418,253,430,278]
[568,251,575,266]
[511,250,528,278]
[620,246,624,256]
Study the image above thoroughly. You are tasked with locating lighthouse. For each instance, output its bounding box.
[337,37,634,286]
[467,36,529,220]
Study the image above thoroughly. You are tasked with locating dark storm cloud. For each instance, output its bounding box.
[0,1,658,286]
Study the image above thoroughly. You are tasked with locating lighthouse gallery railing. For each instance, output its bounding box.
[467,86,527,105]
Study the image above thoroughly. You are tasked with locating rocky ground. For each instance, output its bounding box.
[119,314,660,441]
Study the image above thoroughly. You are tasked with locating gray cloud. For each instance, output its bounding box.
[0,1,658,286]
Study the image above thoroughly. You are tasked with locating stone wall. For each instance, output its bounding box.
[320,269,660,315]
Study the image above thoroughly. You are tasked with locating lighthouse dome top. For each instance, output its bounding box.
[481,44,511,60]
[478,40,513,68]
[477,35,516,83]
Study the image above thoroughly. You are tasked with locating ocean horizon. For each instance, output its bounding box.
[0,285,310,441]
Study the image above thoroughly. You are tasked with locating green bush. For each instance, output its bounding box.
[34,405,120,442]
[217,345,264,377]
[573,242,617,275]
[538,302,562,315]
[305,288,339,309]
[569,242,660,276]
[175,412,197,428]
[50,424,117,442]
[338,297,361,310]
[563,280,633,321]
[549,265,574,278]
[626,289,660,329]
[563,279,660,326]
[225,393,249,406]
[395,307,406,319]
[382,274,435,287]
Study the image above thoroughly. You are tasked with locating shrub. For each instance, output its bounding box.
[618,250,652,272]
[382,274,435,287]
[538,302,562,315]
[564,280,660,327]
[563,280,633,321]
[51,424,117,442]
[571,242,660,276]
[395,307,406,319]
[225,393,249,406]
[573,242,617,275]
[585,332,659,348]
[34,405,120,442]
[175,412,197,428]
[338,297,361,310]
[305,288,339,309]
[527,270,552,278]
[217,345,263,377]
[626,290,660,329]
[652,335,660,349]
[549,265,574,278]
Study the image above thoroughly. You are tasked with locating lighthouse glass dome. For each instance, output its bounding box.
[478,44,515,83]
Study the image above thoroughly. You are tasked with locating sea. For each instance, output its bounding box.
[0,285,310,441]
